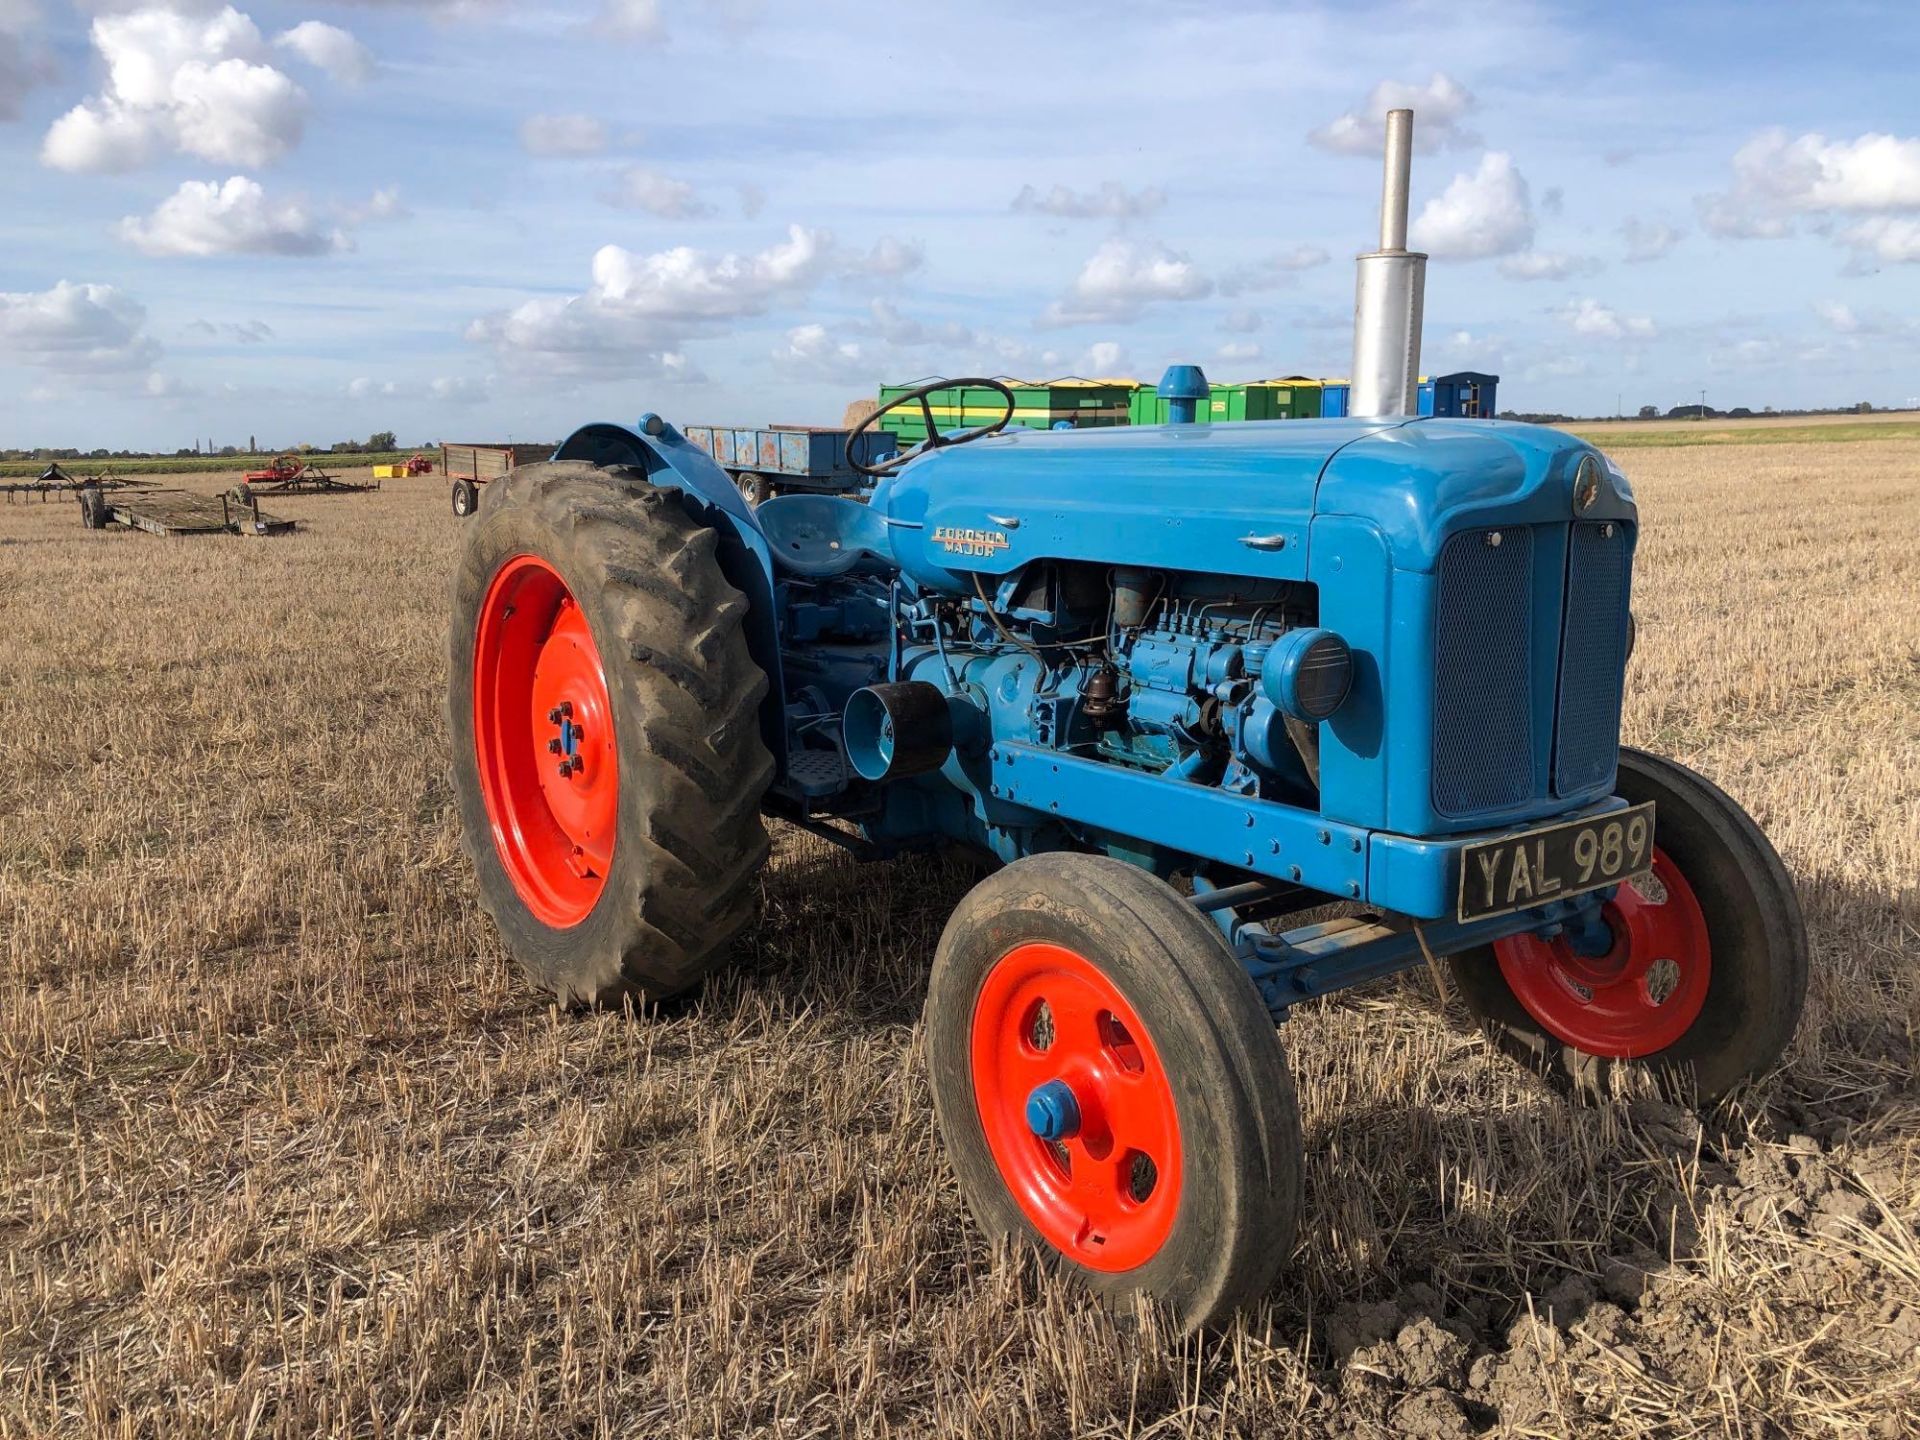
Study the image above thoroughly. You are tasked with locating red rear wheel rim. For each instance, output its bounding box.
[970,942,1182,1272]
[473,554,618,927]
[1493,847,1711,1059]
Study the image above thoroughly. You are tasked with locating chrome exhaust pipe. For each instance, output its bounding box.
[1350,108,1426,419]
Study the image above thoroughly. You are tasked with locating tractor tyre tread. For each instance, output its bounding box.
[449,460,772,1007]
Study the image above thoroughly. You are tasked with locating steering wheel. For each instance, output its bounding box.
[847,377,1017,478]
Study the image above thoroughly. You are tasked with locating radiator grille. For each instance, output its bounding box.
[1432,528,1535,815]
[1553,522,1631,794]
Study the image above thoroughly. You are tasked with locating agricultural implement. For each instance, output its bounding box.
[446,111,1806,1329]
[373,454,437,480]
[681,423,902,505]
[5,462,148,504]
[79,482,295,537]
[442,443,556,517]
[228,454,376,503]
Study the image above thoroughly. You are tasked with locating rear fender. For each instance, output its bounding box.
[555,418,787,765]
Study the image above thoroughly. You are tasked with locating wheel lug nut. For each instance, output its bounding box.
[547,707,562,724]
[558,701,573,718]
[547,738,562,754]
[570,756,584,774]
[556,761,571,778]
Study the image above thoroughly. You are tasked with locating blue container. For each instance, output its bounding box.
[1320,381,1350,418]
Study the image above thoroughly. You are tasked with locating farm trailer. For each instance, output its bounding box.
[442,110,1805,1331]
[680,424,901,506]
[442,443,558,516]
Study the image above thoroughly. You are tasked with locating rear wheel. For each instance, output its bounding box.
[733,471,771,507]
[451,478,479,517]
[448,460,774,1005]
[1450,748,1806,1105]
[926,853,1303,1331]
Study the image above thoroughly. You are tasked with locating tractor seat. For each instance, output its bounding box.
[755,494,892,577]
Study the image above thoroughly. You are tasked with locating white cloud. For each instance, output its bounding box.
[1011,181,1166,221]
[1557,298,1656,341]
[1839,215,1920,264]
[1218,245,1331,296]
[773,323,867,381]
[186,317,274,343]
[1699,129,1920,246]
[849,235,923,278]
[0,279,162,373]
[1040,238,1211,326]
[1620,217,1681,263]
[1411,152,1534,259]
[430,375,490,403]
[607,166,713,217]
[597,0,663,40]
[42,5,308,173]
[272,20,372,86]
[1217,340,1261,363]
[1076,341,1129,377]
[520,112,607,156]
[0,0,55,121]
[1496,249,1599,281]
[468,224,840,375]
[118,176,347,257]
[343,186,407,224]
[1308,73,1478,156]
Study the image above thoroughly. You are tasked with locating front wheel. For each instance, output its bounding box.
[1450,747,1807,1105]
[926,853,1303,1332]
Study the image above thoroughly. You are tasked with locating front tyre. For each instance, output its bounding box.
[926,854,1303,1332]
[448,461,773,1005]
[1450,747,1807,1106]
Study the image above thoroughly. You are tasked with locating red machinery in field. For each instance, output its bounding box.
[229,454,378,501]
[405,454,435,476]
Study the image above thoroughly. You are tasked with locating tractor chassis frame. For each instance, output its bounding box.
[1195,876,1614,1022]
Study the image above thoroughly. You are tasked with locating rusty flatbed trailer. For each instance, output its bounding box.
[81,485,297,537]
[441,442,554,517]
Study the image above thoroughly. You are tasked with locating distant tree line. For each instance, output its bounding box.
[3,429,417,462]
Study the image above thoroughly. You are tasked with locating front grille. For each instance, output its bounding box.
[1553,522,1631,794]
[1431,527,1535,815]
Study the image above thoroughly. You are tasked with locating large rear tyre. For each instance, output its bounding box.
[448,460,774,1005]
[1449,747,1807,1106]
[926,853,1303,1332]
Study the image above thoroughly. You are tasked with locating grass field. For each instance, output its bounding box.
[2,447,1917,1437]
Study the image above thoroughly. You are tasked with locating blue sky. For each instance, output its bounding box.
[3,0,1919,449]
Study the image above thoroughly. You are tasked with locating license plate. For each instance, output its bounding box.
[1455,802,1656,922]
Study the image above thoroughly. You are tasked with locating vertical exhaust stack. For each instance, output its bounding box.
[1350,108,1427,418]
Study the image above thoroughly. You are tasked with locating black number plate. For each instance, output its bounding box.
[1456,802,1656,923]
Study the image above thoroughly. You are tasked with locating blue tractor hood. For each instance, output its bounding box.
[871,417,1631,590]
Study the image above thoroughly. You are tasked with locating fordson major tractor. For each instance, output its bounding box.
[447,112,1806,1329]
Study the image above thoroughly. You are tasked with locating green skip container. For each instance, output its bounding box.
[879,377,1135,443]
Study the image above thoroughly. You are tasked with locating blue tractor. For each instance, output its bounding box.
[447,111,1804,1329]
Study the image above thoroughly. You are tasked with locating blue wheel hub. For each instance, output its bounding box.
[1025,1079,1081,1142]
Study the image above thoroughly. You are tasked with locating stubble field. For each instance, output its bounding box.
[1,441,1917,1438]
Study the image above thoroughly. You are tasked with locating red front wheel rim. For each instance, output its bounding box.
[473,554,618,928]
[970,942,1182,1272]
[1494,847,1712,1059]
